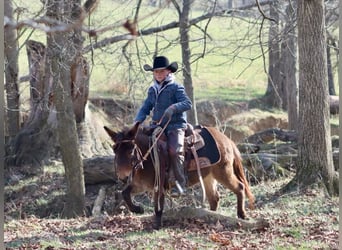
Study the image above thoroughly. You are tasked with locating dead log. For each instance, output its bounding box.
[83,156,116,184]
[330,95,339,115]
[242,153,296,168]
[245,128,297,144]
[241,153,294,182]
[238,142,298,155]
[92,186,107,216]
[139,206,269,230]
[237,143,260,154]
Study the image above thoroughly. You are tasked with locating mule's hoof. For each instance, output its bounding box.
[170,186,188,197]
[153,220,162,230]
[132,206,144,214]
[238,213,246,220]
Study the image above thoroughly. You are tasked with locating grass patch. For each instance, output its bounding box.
[5,163,67,219]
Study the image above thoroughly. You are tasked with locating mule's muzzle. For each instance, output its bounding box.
[116,167,132,180]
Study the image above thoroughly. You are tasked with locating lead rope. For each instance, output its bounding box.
[150,114,171,211]
[141,114,170,161]
[190,144,206,206]
[151,126,162,210]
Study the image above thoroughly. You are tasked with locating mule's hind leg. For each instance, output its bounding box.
[122,185,144,214]
[214,169,247,219]
[203,175,220,211]
[231,180,247,219]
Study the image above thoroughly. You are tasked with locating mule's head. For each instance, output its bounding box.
[104,122,140,179]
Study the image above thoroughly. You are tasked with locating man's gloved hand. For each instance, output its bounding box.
[164,105,176,118]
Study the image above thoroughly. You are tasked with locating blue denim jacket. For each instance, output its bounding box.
[135,79,192,132]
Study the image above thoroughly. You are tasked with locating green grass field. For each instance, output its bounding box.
[14,0,269,102]
[13,0,338,103]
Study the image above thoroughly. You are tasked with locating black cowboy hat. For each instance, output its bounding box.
[143,56,178,73]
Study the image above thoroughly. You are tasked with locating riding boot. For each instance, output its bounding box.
[170,153,187,196]
[167,128,187,197]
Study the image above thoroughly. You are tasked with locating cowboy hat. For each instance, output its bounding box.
[143,56,178,73]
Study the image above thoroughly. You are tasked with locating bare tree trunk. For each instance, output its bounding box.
[263,0,282,109]
[329,95,339,115]
[4,0,20,138]
[227,0,233,9]
[326,39,335,95]
[71,56,89,123]
[5,40,58,167]
[178,0,198,125]
[47,0,85,217]
[5,39,95,166]
[282,1,298,130]
[25,41,52,127]
[5,0,98,167]
[284,0,337,195]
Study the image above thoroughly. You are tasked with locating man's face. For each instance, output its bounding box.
[153,68,171,82]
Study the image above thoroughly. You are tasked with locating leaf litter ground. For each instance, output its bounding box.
[5,164,339,249]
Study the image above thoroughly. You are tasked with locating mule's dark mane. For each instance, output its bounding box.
[115,126,138,144]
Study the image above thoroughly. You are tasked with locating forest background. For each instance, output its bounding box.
[4,0,340,249]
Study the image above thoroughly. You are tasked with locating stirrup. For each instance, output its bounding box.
[175,180,185,194]
[170,181,187,197]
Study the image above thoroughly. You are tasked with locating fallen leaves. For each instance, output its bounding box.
[5,167,339,250]
[209,232,231,246]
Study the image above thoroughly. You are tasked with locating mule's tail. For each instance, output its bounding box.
[232,144,255,210]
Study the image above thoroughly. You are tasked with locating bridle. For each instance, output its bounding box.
[113,137,143,171]
[114,115,171,172]
[113,116,177,211]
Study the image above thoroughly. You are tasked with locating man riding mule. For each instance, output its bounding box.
[134,56,192,196]
[104,123,255,229]
[104,56,255,229]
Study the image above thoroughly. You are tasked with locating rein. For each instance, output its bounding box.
[150,115,172,211]
[116,116,171,172]
[135,115,171,211]
[140,114,171,162]
[129,115,171,172]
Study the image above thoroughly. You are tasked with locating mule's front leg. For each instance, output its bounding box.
[153,191,165,230]
[122,185,144,214]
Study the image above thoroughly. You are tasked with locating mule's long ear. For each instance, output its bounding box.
[127,122,140,138]
[104,126,118,142]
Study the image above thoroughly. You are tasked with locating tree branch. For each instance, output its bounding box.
[82,0,274,53]
[5,0,276,55]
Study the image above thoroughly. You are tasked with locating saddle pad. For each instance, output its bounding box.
[187,126,220,171]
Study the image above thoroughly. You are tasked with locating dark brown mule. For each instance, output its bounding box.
[104,122,255,229]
